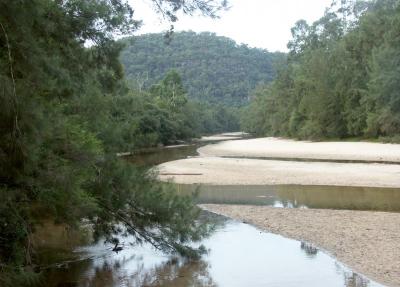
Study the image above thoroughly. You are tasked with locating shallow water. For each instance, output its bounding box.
[42,215,384,287]
[129,142,400,212]
[126,144,200,167]
[176,184,400,212]
[40,141,394,286]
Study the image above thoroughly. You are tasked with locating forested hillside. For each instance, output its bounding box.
[0,1,228,285]
[120,32,284,106]
[241,0,400,141]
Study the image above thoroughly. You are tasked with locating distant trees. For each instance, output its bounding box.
[0,0,228,285]
[109,70,240,150]
[120,31,284,106]
[150,70,188,109]
[241,0,400,141]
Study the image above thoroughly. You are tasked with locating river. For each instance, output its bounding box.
[39,140,390,287]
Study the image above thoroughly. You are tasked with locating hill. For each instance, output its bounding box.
[120,31,284,106]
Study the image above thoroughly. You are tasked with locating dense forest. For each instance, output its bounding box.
[120,32,284,106]
[0,0,229,285]
[241,0,400,141]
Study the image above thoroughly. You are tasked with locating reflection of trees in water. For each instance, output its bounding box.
[300,242,318,257]
[128,145,198,167]
[78,256,127,287]
[79,253,371,287]
[343,271,370,287]
[333,262,371,287]
[140,258,216,287]
[277,199,299,208]
[276,185,400,212]
[181,183,400,211]
[80,255,216,287]
[48,211,222,287]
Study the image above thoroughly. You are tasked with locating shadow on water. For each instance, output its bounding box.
[125,134,249,167]
[39,142,394,286]
[176,184,400,212]
[41,213,383,287]
[126,144,200,167]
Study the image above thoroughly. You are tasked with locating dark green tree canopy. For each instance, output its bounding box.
[0,0,230,285]
[120,31,285,106]
[241,0,400,141]
[150,70,188,108]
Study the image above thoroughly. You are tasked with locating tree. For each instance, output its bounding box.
[241,0,400,141]
[0,0,228,285]
[120,31,284,106]
[150,70,188,108]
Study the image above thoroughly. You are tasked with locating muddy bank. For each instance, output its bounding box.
[198,137,400,163]
[158,157,400,187]
[201,204,400,287]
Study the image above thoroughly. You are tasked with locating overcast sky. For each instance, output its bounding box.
[130,0,332,52]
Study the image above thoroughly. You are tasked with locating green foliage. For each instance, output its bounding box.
[0,0,228,284]
[120,31,284,106]
[242,0,400,141]
[87,157,211,258]
[150,70,188,108]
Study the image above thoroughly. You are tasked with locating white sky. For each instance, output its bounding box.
[129,0,332,52]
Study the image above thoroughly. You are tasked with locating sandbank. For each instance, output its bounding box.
[198,137,400,163]
[158,157,400,187]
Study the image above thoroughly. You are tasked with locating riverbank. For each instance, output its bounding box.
[194,132,248,142]
[201,204,400,287]
[158,157,400,187]
[158,137,400,187]
[198,137,400,163]
[157,136,400,286]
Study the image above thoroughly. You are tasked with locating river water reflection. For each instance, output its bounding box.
[40,142,393,286]
[42,214,384,287]
[177,184,400,212]
[128,142,400,212]
[127,144,199,167]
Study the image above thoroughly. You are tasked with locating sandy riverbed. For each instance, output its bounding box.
[158,157,400,187]
[198,137,400,162]
[201,204,400,287]
[157,136,400,286]
[195,132,248,142]
[158,137,400,187]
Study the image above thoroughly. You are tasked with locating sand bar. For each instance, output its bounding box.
[158,157,400,187]
[157,136,400,286]
[198,137,400,163]
[201,204,400,287]
[195,132,248,142]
